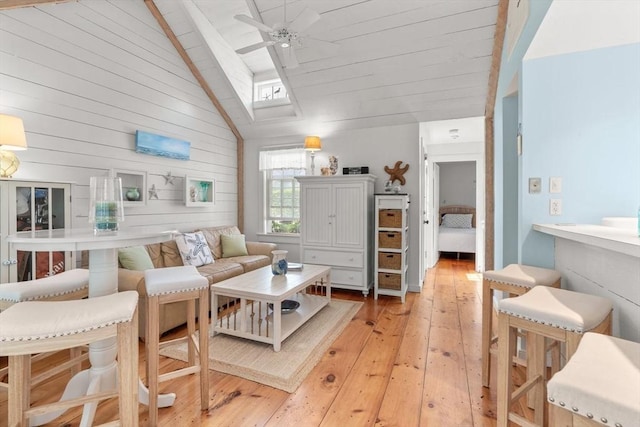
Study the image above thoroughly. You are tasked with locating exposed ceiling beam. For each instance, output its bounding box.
[484,0,508,271]
[0,0,74,10]
[144,0,245,230]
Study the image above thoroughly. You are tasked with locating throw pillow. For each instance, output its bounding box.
[118,246,154,271]
[221,234,249,258]
[175,231,214,267]
[442,213,473,229]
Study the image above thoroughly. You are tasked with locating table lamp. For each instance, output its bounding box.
[0,114,28,178]
[304,136,322,175]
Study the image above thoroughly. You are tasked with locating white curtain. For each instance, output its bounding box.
[259,148,306,170]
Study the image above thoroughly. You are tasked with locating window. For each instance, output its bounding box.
[254,79,290,109]
[259,148,306,234]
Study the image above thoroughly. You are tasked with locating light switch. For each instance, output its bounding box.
[550,177,562,193]
[529,177,541,194]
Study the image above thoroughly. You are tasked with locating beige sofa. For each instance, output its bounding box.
[116,225,276,340]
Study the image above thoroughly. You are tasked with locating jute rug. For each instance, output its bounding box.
[159,299,362,393]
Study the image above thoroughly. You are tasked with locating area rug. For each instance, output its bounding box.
[159,299,362,393]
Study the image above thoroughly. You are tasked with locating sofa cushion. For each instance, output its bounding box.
[221,234,249,258]
[118,246,154,271]
[197,260,244,284]
[175,231,214,267]
[161,240,183,267]
[227,255,271,272]
[198,226,241,259]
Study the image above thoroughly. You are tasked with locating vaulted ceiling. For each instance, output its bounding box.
[153,0,500,141]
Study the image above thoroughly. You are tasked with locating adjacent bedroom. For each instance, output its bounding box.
[438,161,477,260]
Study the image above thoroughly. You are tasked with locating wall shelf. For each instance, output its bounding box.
[113,169,146,207]
[185,176,214,207]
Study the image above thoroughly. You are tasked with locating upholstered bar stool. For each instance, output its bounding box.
[0,291,139,426]
[547,332,640,427]
[0,268,90,389]
[482,264,562,387]
[496,286,613,427]
[144,265,210,426]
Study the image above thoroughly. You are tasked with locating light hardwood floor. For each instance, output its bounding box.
[1,256,520,426]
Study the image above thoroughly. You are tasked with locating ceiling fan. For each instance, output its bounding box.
[234,1,331,69]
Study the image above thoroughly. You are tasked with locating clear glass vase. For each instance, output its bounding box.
[271,250,288,275]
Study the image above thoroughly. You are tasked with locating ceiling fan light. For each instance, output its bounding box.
[281,42,290,48]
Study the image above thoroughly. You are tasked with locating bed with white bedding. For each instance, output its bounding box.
[438,205,476,257]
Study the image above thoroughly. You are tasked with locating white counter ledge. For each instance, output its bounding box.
[533,222,640,342]
[532,223,640,258]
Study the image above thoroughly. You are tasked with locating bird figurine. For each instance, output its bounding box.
[384,161,410,185]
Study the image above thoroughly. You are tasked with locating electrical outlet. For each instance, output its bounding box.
[550,199,562,216]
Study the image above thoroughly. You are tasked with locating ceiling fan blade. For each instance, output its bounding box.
[236,41,276,55]
[302,36,340,54]
[288,8,321,33]
[282,46,299,69]
[234,14,274,33]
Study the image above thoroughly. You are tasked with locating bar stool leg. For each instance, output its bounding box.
[8,354,30,426]
[118,307,139,426]
[528,332,546,426]
[198,287,210,411]
[147,294,161,427]
[481,279,492,387]
[496,312,516,427]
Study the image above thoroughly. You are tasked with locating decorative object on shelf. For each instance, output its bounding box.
[303,136,322,175]
[384,161,409,185]
[189,186,198,203]
[88,176,124,234]
[199,181,210,202]
[135,130,190,160]
[162,171,176,185]
[268,300,300,314]
[125,187,140,201]
[329,156,338,175]
[343,166,369,175]
[271,249,288,275]
[384,180,393,192]
[0,114,28,178]
[148,184,159,200]
[320,167,331,176]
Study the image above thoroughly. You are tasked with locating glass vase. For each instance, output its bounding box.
[271,250,288,275]
[89,176,124,234]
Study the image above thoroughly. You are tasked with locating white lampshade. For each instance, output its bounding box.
[0,114,28,178]
[0,114,28,150]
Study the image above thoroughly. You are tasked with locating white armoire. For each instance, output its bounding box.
[296,174,375,295]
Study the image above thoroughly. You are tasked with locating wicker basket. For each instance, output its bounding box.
[378,252,401,270]
[379,209,402,228]
[378,231,402,249]
[378,273,401,290]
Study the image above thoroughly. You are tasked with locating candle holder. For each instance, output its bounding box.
[89,176,124,234]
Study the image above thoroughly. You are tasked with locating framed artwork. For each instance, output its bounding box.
[135,130,190,160]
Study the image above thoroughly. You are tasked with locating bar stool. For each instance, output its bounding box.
[0,291,139,426]
[547,332,640,427]
[0,268,90,389]
[496,286,613,427]
[482,264,561,387]
[144,265,210,426]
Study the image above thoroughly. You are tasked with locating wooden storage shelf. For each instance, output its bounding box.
[374,194,409,302]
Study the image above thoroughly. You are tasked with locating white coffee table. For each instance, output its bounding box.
[210,264,331,351]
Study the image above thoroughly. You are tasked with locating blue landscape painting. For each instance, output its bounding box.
[135,130,190,160]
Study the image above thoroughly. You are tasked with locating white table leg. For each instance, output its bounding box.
[273,300,282,352]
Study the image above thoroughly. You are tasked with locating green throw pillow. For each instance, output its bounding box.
[118,246,154,270]
[221,234,249,258]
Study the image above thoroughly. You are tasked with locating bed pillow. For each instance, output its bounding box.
[221,234,249,258]
[118,246,154,270]
[175,231,214,267]
[442,213,473,229]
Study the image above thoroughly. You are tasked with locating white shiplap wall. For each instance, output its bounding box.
[0,0,237,231]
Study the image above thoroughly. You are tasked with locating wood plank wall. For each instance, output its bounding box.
[0,0,237,231]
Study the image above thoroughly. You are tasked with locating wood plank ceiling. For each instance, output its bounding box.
[154,0,500,140]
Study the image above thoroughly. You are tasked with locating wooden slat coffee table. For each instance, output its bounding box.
[210,264,331,351]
